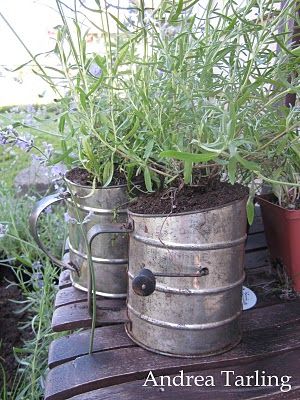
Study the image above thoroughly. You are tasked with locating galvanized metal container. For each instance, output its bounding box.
[29,171,129,298]
[126,197,247,357]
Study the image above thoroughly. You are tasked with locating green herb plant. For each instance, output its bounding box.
[116,0,300,221]
[266,127,300,208]
[0,185,66,400]
[1,0,299,209]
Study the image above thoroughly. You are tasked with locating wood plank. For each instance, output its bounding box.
[48,300,300,368]
[45,322,300,400]
[245,266,275,290]
[48,325,135,369]
[248,218,264,234]
[254,203,261,217]
[245,233,267,252]
[51,293,300,333]
[52,302,91,331]
[246,264,272,275]
[51,299,127,332]
[58,269,72,289]
[69,350,300,400]
[55,286,87,309]
[245,249,270,269]
[247,205,264,235]
[241,300,300,329]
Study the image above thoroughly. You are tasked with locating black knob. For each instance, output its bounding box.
[132,268,156,296]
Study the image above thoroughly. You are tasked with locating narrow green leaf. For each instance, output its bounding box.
[77,87,87,110]
[109,13,129,32]
[160,150,217,163]
[94,55,106,68]
[170,0,183,22]
[228,157,237,185]
[113,43,130,73]
[50,147,74,164]
[15,256,32,268]
[87,76,104,97]
[182,0,200,12]
[235,154,260,172]
[58,115,66,133]
[291,48,300,57]
[10,59,34,72]
[272,34,296,57]
[144,167,153,192]
[144,139,154,160]
[124,117,140,140]
[102,160,114,187]
[82,137,95,163]
[246,197,255,225]
[184,161,193,184]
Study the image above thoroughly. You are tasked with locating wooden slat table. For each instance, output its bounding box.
[45,206,300,400]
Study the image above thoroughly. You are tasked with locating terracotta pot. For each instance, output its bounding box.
[256,194,300,292]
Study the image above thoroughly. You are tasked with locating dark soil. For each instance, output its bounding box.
[66,167,128,187]
[129,179,249,215]
[0,266,26,391]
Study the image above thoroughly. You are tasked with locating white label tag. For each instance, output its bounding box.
[242,286,257,310]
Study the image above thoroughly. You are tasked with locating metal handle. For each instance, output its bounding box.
[29,191,77,272]
[87,223,133,313]
[132,268,156,296]
[132,267,209,297]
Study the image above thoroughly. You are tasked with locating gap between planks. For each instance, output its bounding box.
[68,351,300,400]
[48,299,300,369]
[45,320,300,400]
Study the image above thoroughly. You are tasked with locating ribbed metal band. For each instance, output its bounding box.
[127,304,242,330]
[132,234,247,251]
[66,198,127,215]
[69,243,128,265]
[125,324,242,358]
[70,274,127,298]
[128,271,245,294]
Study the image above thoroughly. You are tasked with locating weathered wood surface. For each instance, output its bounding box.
[48,299,300,370]
[68,350,300,400]
[247,205,264,233]
[245,248,269,269]
[245,232,267,252]
[46,206,300,400]
[48,325,134,369]
[55,286,87,309]
[58,269,72,289]
[52,299,127,332]
[52,274,290,332]
[45,318,300,400]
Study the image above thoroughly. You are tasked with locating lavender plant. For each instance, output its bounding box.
[266,127,300,209]
[2,0,299,205]
[115,0,300,220]
[0,186,66,398]
[0,184,66,264]
[28,0,147,185]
